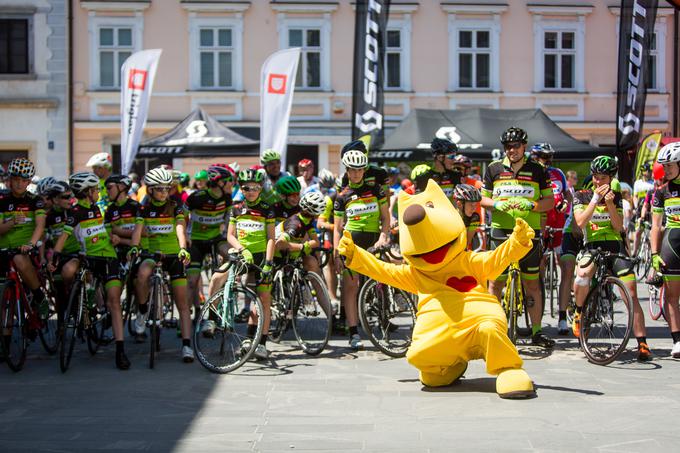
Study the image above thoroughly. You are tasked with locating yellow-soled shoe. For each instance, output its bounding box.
[496,368,536,399]
[419,362,468,387]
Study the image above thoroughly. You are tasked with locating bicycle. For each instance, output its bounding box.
[37,261,61,355]
[269,253,332,355]
[313,228,333,269]
[542,226,562,318]
[576,248,635,365]
[357,246,417,358]
[647,273,667,321]
[635,221,652,280]
[144,252,174,369]
[501,260,532,345]
[193,250,265,373]
[59,255,112,373]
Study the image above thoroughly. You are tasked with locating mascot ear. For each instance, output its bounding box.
[398,188,411,205]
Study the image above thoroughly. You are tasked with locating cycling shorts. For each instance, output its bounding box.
[560,232,583,259]
[581,241,634,282]
[86,257,122,289]
[187,238,227,272]
[344,231,379,278]
[141,254,187,283]
[489,228,541,280]
[660,228,680,278]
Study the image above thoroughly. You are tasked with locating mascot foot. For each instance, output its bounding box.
[420,362,468,387]
[496,369,536,399]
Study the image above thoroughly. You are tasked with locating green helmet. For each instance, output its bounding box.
[261,149,281,164]
[194,170,208,181]
[179,172,190,185]
[410,164,431,180]
[238,169,264,185]
[275,175,301,195]
[590,155,618,176]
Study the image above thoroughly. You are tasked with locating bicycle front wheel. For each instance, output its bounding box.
[59,281,83,373]
[358,279,416,358]
[38,280,59,355]
[148,278,163,369]
[648,284,664,321]
[580,276,633,365]
[194,285,264,374]
[86,282,111,356]
[1,282,27,372]
[503,276,518,345]
[292,272,332,356]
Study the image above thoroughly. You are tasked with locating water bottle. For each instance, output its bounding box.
[86,288,96,309]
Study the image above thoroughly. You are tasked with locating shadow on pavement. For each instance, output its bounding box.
[534,383,604,396]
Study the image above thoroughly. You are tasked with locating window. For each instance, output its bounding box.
[289,28,321,89]
[199,28,234,88]
[0,18,29,74]
[97,26,133,88]
[457,30,490,89]
[542,31,575,90]
[649,32,659,91]
[385,29,402,89]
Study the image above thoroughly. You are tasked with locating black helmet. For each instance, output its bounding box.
[500,127,528,145]
[341,140,367,156]
[431,137,458,156]
[453,184,482,202]
[105,174,132,188]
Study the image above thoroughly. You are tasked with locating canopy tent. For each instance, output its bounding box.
[137,107,259,158]
[375,108,600,161]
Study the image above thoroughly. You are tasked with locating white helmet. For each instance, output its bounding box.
[342,150,368,169]
[86,152,112,168]
[657,142,680,164]
[69,172,100,193]
[299,191,327,216]
[37,176,58,196]
[144,167,173,187]
[318,168,336,188]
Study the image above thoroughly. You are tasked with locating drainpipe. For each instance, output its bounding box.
[674,9,679,136]
[68,0,74,174]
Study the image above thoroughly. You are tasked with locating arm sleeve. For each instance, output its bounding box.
[345,246,418,294]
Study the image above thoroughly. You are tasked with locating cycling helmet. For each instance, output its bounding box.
[590,155,618,176]
[431,137,458,155]
[261,149,281,164]
[530,142,555,157]
[318,169,336,189]
[341,140,367,156]
[228,161,240,173]
[453,154,472,168]
[7,158,36,179]
[275,175,301,195]
[179,172,190,186]
[207,165,233,183]
[69,172,99,193]
[238,169,264,185]
[194,170,208,181]
[299,191,326,216]
[144,167,173,187]
[410,164,431,180]
[500,126,528,144]
[298,158,313,168]
[37,176,57,196]
[641,162,652,171]
[86,152,112,168]
[46,181,70,198]
[105,174,132,188]
[341,150,368,169]
[453,184,482,202]
[657,142,680,164]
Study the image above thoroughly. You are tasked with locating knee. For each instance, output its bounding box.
[477,319,504,337]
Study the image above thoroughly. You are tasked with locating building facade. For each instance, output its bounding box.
[65,1,680,176]
[0,0,69,178]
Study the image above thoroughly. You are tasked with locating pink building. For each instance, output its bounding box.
[71,0,678,177]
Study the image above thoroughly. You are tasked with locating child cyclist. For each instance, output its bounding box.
[452,183,483,250]
[128,167,194,363]
[49,172,130,370]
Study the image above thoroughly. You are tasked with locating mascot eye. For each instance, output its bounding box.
[425,201,434,208]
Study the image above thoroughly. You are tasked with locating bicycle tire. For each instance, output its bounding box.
[579,276,633,365]
[194,284,264,374]
[506,275,518,345]
[86,282,110,356]
[38,285,59,355]
[292,272,332,356]
[59,281,83,373]
[268,272,290,343]
[149,276,164,369]
[358,279,416,358]
[1,282,27,372]
[547,252,556,318]
[648,284,664,321]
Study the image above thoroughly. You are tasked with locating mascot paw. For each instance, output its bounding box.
[337,230,356,261]
[496,368,536,399]
[512,218,535,247]
[420,362,468,387]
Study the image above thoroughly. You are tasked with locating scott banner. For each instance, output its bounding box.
[260,47,301,168]
[120,49,162,175]
[616,0,658,182]
[352,0,390,150]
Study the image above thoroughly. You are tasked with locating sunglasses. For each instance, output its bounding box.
[445,153,457,160]
[58,194,73,200]
[153,186,171,192]
[504,143,523,150]
[241,185,260,193]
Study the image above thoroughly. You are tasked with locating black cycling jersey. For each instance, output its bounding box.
[272,201,300,225]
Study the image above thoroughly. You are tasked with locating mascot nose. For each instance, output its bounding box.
[403,204,426,226]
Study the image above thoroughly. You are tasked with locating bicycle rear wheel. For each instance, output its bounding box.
[1,282,28,372]
[194,285,264,373]
[648,284,664,321]
[148,278,162,369]
[358,279,416,358]
[503,276,518,344]
[292,272,332,355]
[86,282,111,356]
[59,281,83,373]
[580,276,633,365]
[268,275,290,343]
[547,252,558,318]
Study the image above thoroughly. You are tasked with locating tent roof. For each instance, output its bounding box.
[138,107,258,158]
[376,108,599,161]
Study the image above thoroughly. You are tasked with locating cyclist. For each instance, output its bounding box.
[409,164,432,195]
[212,169,275,360]
[571,156,650,360]
[50,171,130,369]
[481,126,555,348]
[0,158,48,319]
[424,137,463,200]
[651,142,680,358]
[185,165,233,331]
[128,167,193,362]
[530,143,573,335]
[453,154,485,248]
[85,152,113,212]
[273,175,301,225]
[104,175,138,262]
[452,183,482,250]
[333,149,390,350]
[36,177,58,210]
[316,169,341,313]
[297,158,319,194]
[632,163,654,254]
[338,140,390,194]
[193,170,208,191]
[261,149,292,204]
[178,172,191,203]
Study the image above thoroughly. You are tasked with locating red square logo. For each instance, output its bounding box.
[128,69,148,90]
[267,73,287,94]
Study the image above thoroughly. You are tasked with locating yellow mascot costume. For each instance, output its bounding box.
[338,180,536,399]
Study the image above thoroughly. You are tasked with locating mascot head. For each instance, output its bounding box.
[398,179,467,272]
